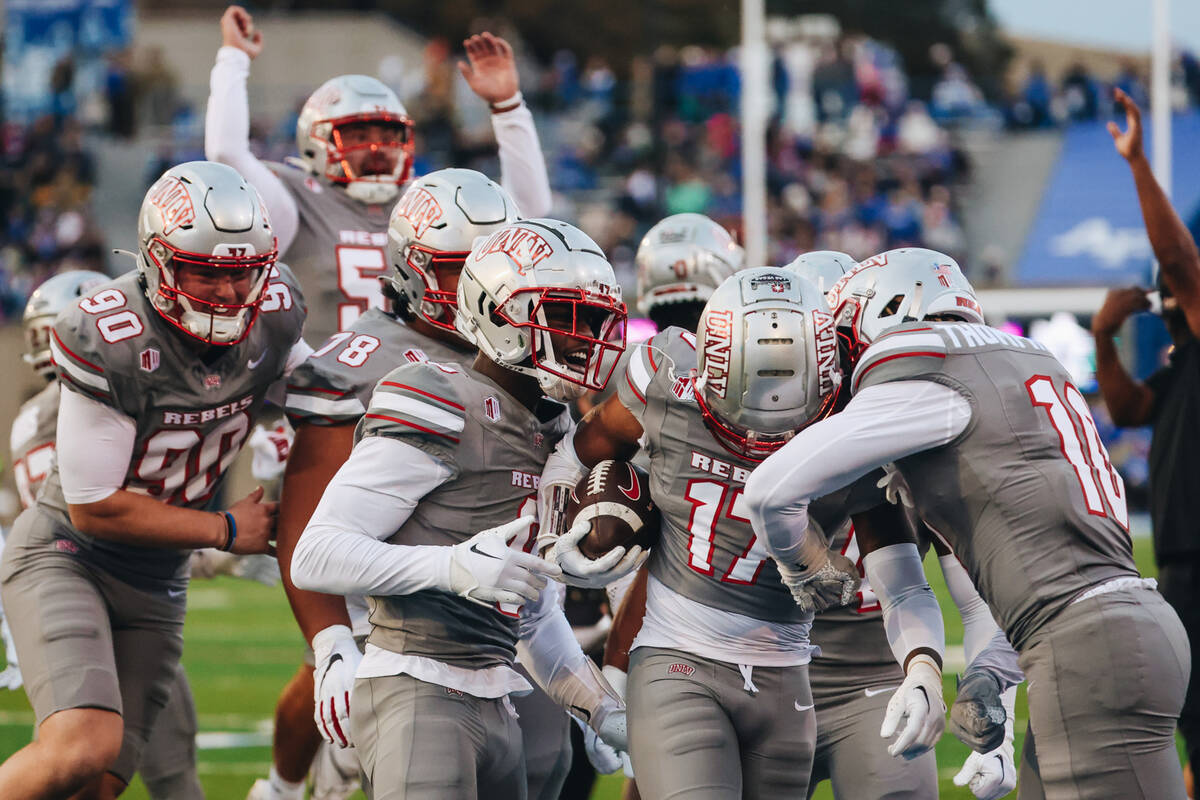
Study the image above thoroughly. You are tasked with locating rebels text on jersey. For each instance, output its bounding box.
[40,266,306,581]
[357,361,571,669]
[616,327,803,624]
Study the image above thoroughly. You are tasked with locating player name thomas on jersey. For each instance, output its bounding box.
[39,267,306,582]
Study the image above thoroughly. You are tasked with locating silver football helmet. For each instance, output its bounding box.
[635,213,744,315]
[826,248,983,365]
[456,219,627,401]
[694,268,841,462]
[387,169,520,342]
[137,161,276,345]
[295,75,414,205]
[783,250,857,298]
[23,270,109,379]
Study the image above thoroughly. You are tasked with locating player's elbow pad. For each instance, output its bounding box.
[864,543,945,667]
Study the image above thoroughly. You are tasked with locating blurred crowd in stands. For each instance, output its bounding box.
[4,19,1200,323]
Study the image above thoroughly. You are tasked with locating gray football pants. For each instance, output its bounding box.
[0,507,186,784]
[1016,585,1189,800]
[809,686,937,799]
[139,662,203,800]
[352,673,526,800]
[511,664,572,800]
[627,647,816,800]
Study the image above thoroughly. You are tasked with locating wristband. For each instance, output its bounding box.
[221,512,238,552]
[489,91,523,114]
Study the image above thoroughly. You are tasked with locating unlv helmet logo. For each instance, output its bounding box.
[395,187,444,237]
[701,309,733,398]
[812,309,838,397]
[146,176,196,235]
[478,226,554,274]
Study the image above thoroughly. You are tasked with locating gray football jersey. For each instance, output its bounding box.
[10,381,60,509]
[358,361,571,669]
[269,163,391,347]
[853,321,1138,650]
[616,327,803,624]
[284,308,472,427]
[41,267,307,583]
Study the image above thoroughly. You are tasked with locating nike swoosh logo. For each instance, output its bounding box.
[247,349,269,369]
[167,588,186,599]
[617,464,640,502]
[794,701,814,711]
[864,685,898,697]
[469,543,500,559]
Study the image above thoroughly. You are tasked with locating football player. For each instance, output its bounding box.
[290,219,629,799]
[257,170,573,800]
[206,5,553,346]
[538,268,856,798]
[745,247,1188,800]
[788,251,1020,800]
[634,213,744,332]
[0,161,308,800]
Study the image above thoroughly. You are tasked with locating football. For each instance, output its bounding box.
[566,460,661,559]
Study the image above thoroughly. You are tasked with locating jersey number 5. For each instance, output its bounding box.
[336,245,388,332]
[1026,375,1128,529]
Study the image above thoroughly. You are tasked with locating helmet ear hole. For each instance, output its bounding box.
[879,294,905,318]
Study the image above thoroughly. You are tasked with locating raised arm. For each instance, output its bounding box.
[1110,87,1200,336]
[459,33,553,217]
[205,6,299,251]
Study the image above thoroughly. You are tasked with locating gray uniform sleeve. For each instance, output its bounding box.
[356,362,466,473]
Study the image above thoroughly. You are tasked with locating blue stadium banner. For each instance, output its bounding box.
[3,0,133,122]
[1016,112,1200,287]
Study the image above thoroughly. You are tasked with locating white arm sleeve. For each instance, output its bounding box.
[938,553,999,665]
[862,542,946,667]
[518,580,623,731]
[490,103,553,218]
[291,436,454,596]
[205,46,299,252]
[744,380,971,563]
[58,388,137,505]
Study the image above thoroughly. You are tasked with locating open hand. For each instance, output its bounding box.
[458,33,519,106]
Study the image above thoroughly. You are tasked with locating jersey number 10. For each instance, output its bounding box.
[1026,375,1128,529]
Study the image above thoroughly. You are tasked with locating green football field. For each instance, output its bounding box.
[0,536,1178,799]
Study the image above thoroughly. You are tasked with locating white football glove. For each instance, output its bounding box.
[312,624,362,748]
[775,549,861,614]
[953,742,1017,800]
[575,715,622,774]
[876,463,915,508]
[880,654,946,759]
[448,517,561,607]
[601,665,635,778]
[248,423,293,482]
[551,519,648,590]
[0,616,21,691]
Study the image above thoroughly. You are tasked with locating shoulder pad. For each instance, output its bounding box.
[50,277,150,405]
[852,325,949,394]
[620,326,697,406]
[359,361,466,452]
